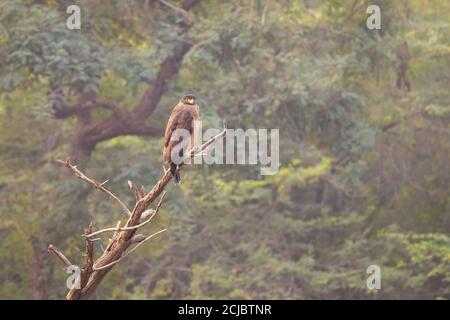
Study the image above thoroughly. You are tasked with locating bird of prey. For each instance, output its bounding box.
[163,94,200,184]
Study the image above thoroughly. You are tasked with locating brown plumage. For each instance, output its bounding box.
[163,94,200,183]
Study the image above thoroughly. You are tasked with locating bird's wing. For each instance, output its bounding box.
[164,109,194,144]
[164,114,176,148]
[163,109,195,162]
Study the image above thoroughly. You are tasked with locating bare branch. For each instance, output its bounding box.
[188,120,228,159]
[140,185,146,198]
[155,191,167,212]
[56,158,131,216]
[48,244,72,268]
[84,214,155,238]
[128,181,141,201]
[82,224,95,275]
[121,229,167,259]
[53,99,121,119]
[84,192,166,238]
[104,220,122,253]
[112,220,121,238]
[92,229,167,271]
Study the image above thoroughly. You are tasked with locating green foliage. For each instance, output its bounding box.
[0,0,450,300]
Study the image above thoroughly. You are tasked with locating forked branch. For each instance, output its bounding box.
[56,158,131,216]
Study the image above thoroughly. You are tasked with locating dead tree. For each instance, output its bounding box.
[48,124,227,300]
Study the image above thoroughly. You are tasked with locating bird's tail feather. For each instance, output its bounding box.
[170,163,181,184]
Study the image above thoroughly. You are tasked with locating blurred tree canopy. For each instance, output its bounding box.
[0,0,449,299]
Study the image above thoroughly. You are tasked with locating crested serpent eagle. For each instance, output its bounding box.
[163,94,200,183]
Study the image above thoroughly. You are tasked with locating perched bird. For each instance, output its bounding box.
[163,94,200,183]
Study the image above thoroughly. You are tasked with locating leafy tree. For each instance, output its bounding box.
[0,0,449,299]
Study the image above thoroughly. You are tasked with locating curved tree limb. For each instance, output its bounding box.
[53,99,121,119]
[48,244,72,268]
[56,158,131,217]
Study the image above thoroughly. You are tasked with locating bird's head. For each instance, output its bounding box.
[181,94,196,105]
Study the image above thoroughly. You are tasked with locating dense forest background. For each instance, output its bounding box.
[1,0,449,299]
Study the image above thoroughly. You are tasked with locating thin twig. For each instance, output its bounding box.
[154,191,167,213]
[113,220,121,237]
[48,244,72,268]
[84,214,155,238]
[104,220,122,253]
[83,224,94,272]
[188,120,228,159]
[84,192,166,238]
[93,229,167,271]
[128,180,141,201]
[56,158,131,216]
[122,229,167,259]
